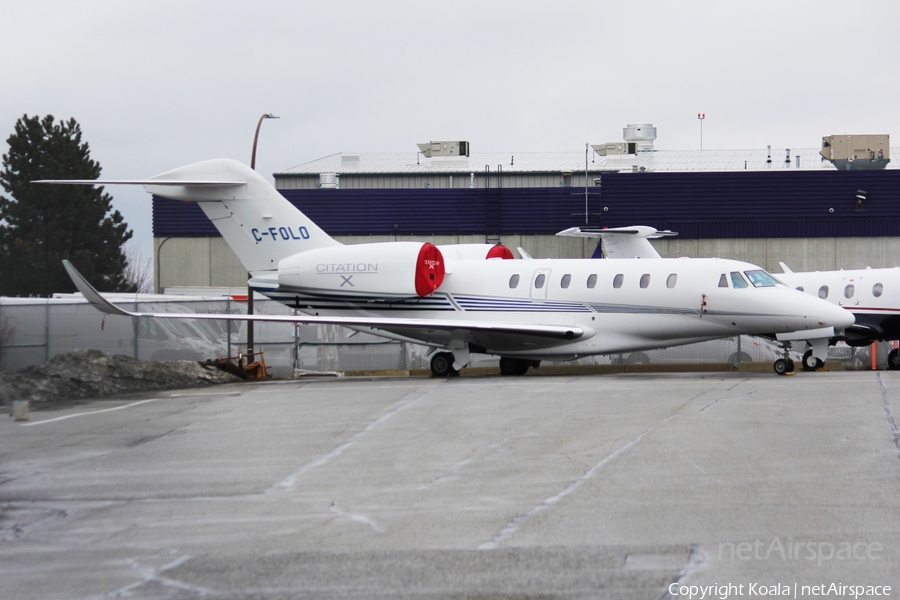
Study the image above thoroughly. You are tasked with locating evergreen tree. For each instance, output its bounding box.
[0,114,134,296]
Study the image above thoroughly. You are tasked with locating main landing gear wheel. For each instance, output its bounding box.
[773,358,795,376]
[801,349,825,371]
[888,348,900,370]
[430,352,459,377]
[499,357,531,376]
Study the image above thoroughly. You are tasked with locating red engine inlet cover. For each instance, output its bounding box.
[486,244,514,259]
[415,243,445,296]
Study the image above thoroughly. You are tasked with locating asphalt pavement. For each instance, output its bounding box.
[1,370,898,599]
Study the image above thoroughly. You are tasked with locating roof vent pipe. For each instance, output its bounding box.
[319,173,338,189]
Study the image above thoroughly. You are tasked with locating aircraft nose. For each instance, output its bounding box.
[821,302,855,330]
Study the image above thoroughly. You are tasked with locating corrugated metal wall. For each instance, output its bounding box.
[154,170,900,239]
[274,172,599,190]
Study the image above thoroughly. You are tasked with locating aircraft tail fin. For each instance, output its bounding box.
[778,261,794,274]
[146,159,341,272]
[39,159,341,273]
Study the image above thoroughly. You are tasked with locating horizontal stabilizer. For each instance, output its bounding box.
[34,179,245,187]
[556,226,678,239]
[556,225,676,259]
[47,159,341,273]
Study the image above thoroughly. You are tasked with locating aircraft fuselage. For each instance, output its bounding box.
[257,256,853,360]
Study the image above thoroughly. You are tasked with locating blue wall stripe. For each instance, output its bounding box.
[152,170,900,239]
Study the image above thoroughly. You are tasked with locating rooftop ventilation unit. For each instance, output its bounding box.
[591,142,637,156]
[417,141,470,158]
[820,134,890,170]
[623,123,657,152]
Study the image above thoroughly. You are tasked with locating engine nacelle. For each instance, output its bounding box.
[277,242,445,298]
[437,243,515,260]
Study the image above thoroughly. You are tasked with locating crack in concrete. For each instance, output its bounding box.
[264,383,439,494]
[92,554,217,599]
[876,372,900,458]
[657,544,707,600]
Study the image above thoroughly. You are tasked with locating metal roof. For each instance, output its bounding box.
[276,147,900,177]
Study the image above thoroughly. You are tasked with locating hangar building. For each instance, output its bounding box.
[152,125,900,292]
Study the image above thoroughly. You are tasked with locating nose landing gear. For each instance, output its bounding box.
[773,358,795,375]
[773,343,795,376]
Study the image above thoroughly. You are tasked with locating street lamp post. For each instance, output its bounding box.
[697,112,705,152]
[251,113,279,169]
[247,113,279,359]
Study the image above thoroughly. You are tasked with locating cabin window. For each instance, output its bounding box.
[534,274,546,289]
[743,269,779,287]
[873,283,884,298]
[587,274,598,289]
[818,285,829,299]
[560,274,571,289]
[730,272,749,289]
[796,286,804,292]
[666,274,677,289]
[718,274,729,288]
[509,274,520,289]
[613,274,624,288]
[640,274,651,289]
[844,284,855,299]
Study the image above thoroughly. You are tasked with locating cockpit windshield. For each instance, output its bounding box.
[743,269,782,288]
[730,272,749,289]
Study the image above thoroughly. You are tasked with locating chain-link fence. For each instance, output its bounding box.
[0,297,893,375]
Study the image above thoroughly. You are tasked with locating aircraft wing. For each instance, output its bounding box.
[63,261,587,350]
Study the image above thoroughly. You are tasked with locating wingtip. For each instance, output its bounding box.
[61,260,134,317]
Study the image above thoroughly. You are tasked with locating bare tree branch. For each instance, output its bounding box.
[122,242,153,294]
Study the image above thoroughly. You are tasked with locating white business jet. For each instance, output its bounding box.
[775,264,900,370]
[40,159,853,377]
[559,226,847,375]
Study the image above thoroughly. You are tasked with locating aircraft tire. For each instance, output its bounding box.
[888,348,900,370]
[773,358,794,376]
[499,357,530,376]
[801,349,824,371]
[430,352,458,377]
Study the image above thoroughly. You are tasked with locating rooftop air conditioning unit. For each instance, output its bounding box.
[417,141,470,158]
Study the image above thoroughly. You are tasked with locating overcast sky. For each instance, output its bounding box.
[3,0,899,260]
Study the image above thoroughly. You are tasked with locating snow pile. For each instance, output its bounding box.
[0,349,240,405]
